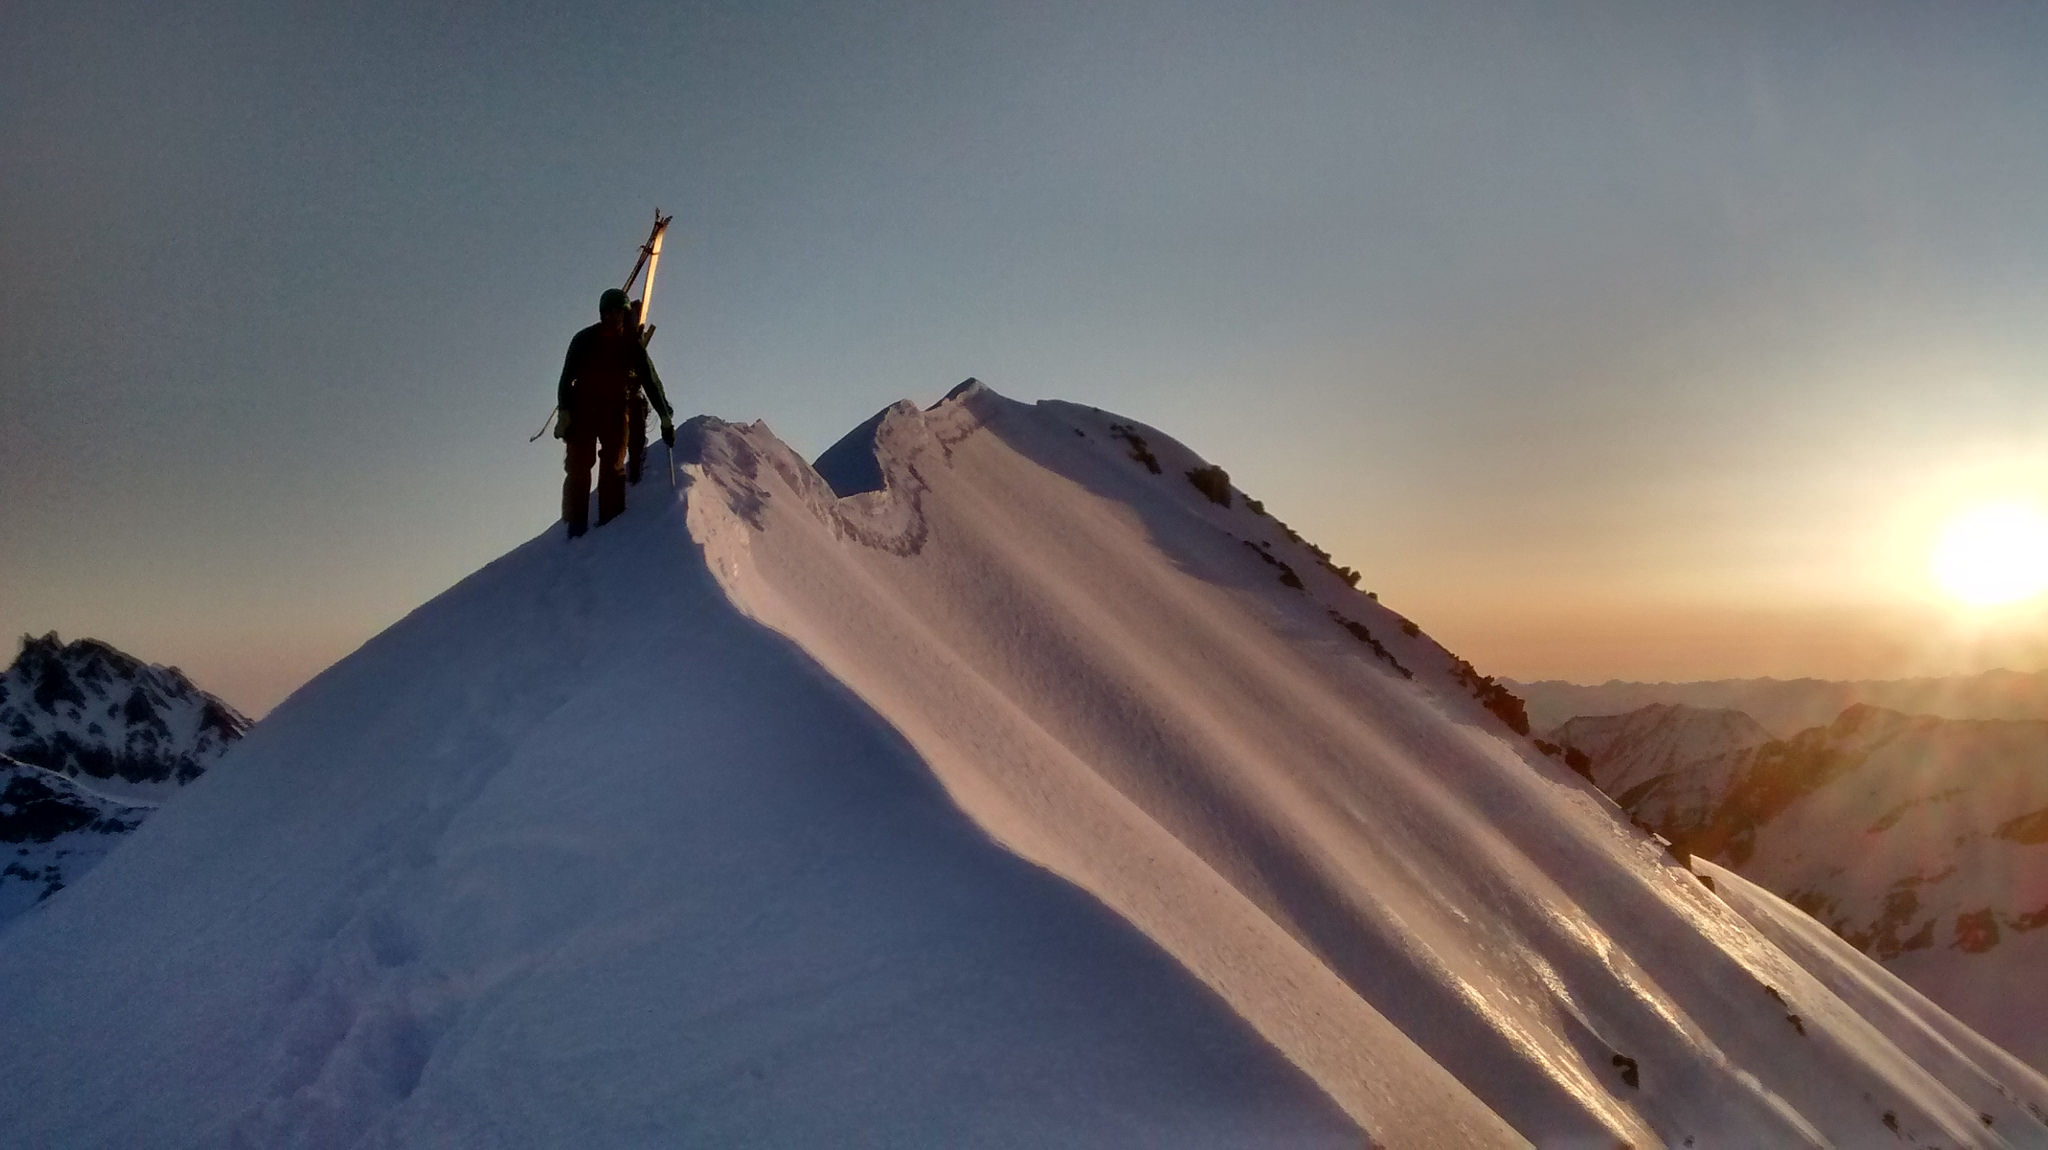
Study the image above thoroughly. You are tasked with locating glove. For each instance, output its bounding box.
[660,415,675,448]
[553,409,570,440]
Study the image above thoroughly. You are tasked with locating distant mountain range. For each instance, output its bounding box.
[0,634,247,926]
[1512,667,2048,737]
[1554,701,2048,1072]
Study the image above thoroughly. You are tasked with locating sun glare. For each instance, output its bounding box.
[1931,501,2048,607]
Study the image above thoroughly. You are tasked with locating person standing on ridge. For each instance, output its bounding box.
[554,287,674,538]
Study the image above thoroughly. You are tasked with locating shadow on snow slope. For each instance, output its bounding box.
[703,382,2048,1148]
[0,471,1357,1149]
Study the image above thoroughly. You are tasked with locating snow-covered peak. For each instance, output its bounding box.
[0,632,248,799]
[796,382,1530,737]
[1552,702,1776,803]
[1,753,152,925]
[679,384,2048,1144]
[1,633,246,930]
[3,388,2046,1146]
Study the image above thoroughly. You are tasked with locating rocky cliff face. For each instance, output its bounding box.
[0,633,247,791]
[0,754,151,922]
[0,634,248,928]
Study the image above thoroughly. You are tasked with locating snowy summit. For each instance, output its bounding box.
[2,383,2045,1147]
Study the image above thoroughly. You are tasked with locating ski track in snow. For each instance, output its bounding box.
[0,382,2044,1147]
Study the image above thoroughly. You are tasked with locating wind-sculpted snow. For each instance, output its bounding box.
[687,382,2048,1146]
[0,425,1358,1148]
[2,384,2046,1147]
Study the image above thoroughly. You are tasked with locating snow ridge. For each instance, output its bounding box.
[3,384,2047,1147]
[682,382,2048,1147]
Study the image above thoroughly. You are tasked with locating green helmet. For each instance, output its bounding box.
[598,288,631,316]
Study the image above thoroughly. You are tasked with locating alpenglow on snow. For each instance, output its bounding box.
[2,383,2045,1148]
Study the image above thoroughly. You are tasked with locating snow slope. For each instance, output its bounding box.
[0,445,1361,1148]
[692,383,2048,1145]
[3,382,2046,1147]
[1558,702,2048,1074]
[1698,859,2048,1140]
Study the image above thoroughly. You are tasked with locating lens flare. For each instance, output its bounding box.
[1931,502,2048,607]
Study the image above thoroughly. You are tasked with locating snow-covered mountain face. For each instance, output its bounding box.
[3,384,2046,1148]
[0,754,151,923]
[1,633,248,795]
[0,634,247,927]
[1516,669,2048,737]
[1556,701,2048,1073]
[1552,704,1779,852]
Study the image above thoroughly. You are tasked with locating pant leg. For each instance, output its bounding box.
[562,432,597,536]
[627,394,648,485]
[595,409,630,526]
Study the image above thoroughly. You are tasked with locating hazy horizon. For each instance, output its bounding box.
[6,1,2046,714]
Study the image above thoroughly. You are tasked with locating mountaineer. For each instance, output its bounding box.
[554,287,674,538]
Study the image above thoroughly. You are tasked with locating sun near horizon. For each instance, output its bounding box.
[6,3,2048,714]
[1932,501,2048,609]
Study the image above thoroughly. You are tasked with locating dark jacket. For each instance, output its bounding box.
[557,323,674,423]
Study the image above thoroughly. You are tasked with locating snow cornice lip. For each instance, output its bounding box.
[812,403,913,498]
[813,378,997,498]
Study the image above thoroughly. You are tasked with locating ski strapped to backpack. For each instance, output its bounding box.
[623,210,673,348]
[530,209,679,453]
[625,211,677,486]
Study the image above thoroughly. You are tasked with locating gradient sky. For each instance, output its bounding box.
[6,1,2048,714]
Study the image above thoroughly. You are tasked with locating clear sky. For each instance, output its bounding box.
[5,1,2047,714]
